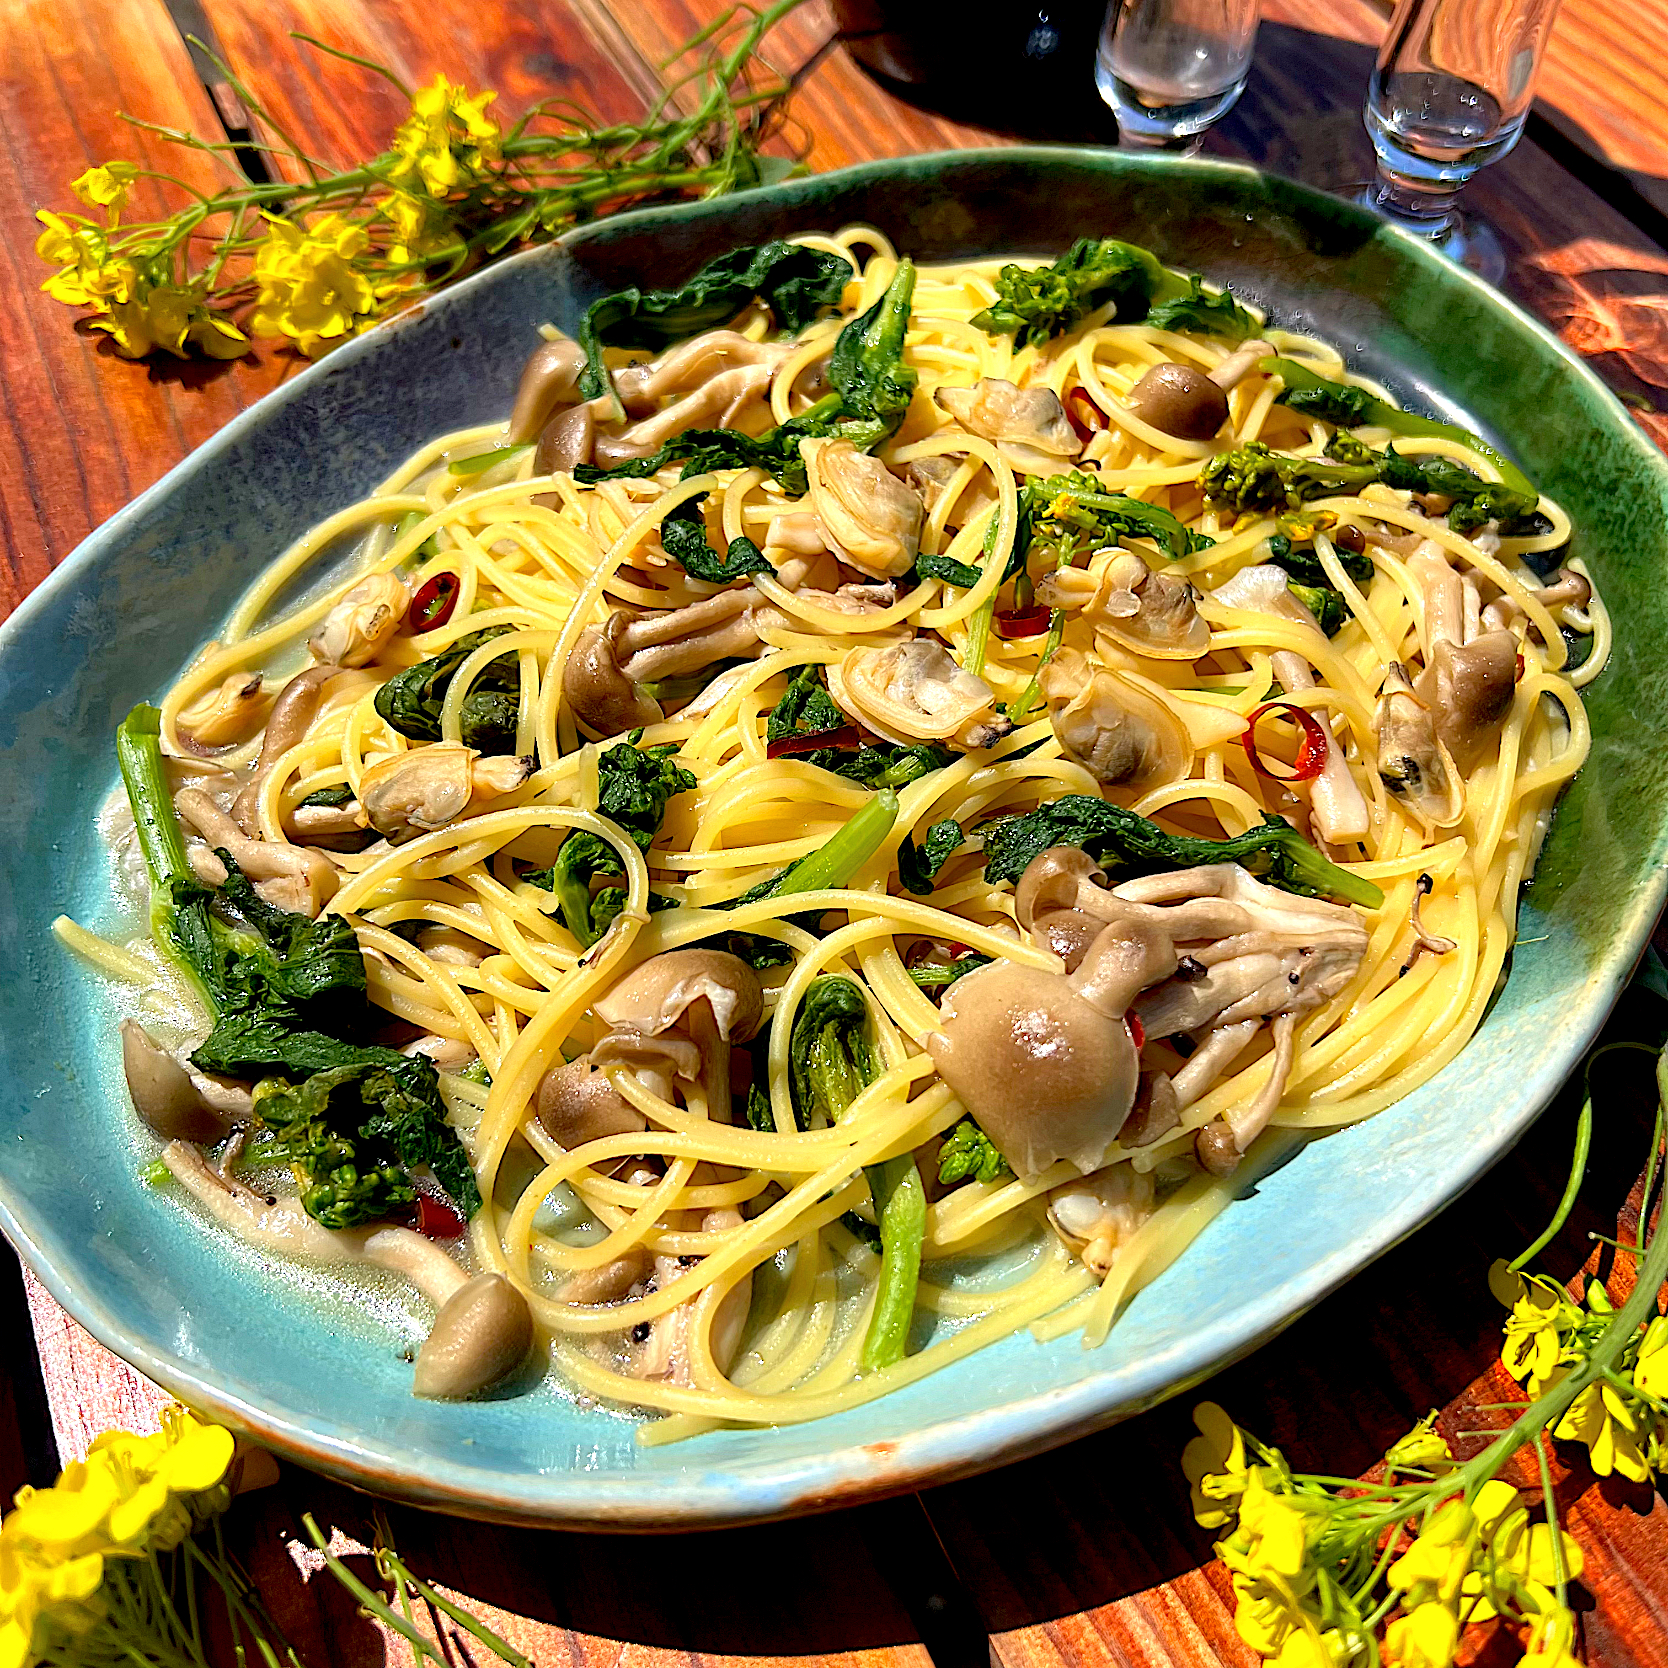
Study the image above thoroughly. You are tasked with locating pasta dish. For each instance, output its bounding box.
[62,227,1604,1441]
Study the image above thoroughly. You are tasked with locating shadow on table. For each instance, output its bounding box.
[224,992,1664,1665]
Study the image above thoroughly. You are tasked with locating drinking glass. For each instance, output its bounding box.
[1095,0,1262,152]
[1362,0,1564,282]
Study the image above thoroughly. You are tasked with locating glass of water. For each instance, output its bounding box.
[1362,0,1564,281]
[1095,0,1261,152]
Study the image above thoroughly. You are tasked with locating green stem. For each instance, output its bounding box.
[1533,1430,1571,1608]
[1005,610,1065,723]
[1511,1087,1594,1271]
[117,703,191,891]
[302,1514,454,1668]
[860,1152,926,1371]
[771,789,900,898]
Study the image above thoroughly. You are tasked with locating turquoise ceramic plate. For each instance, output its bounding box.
[3,150,1665,1529]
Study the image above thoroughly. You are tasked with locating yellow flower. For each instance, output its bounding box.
[1384,1414,1454,1476]
[1492,1262,1576,1394]
[1521,1604,1582,1668]
[1554,1379,1652,1482]
[1388,1498,1475,1608]
[1183,1401,1250,1530]
[1218,1473,1331,1659]
[388,75,501,199]
[1384,1600,1460,1668]
[70,160,139,216]
[251,213,379,355]
[1633,1314,1668,1401]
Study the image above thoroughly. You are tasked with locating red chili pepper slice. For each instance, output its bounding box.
[1066,387,1108,444]
[1128,1013,1145,1051]
[413,1191,466,1240]
[994,605,1053,638]
[409,572,459,632]
[1241,701,1329,783]
[766,725,862,759]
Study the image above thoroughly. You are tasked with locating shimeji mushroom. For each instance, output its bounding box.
[357,745,533,842]
[931,847,1369,1191]
[563,593,783,738]
[121,1020,231,1144]
[1121,338,1274,441]
[537,1054,649,1172]
[588,949,764,1124]
[231,664,342,836]
[933,378,1083,475]
[174,787,341,917]
[162,1142,532,1400]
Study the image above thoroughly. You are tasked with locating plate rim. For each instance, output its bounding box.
[2,144,1662,1528]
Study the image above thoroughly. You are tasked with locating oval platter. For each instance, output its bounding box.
[2,148,1666,1528]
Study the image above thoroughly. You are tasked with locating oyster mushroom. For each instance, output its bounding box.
[121,1020,230,1143]
[933,378,1082,474]
[1038,551,1209,660]
[802,438,923,580]
[559,1244,654,1307]
[535,402,596,475]
[160,1141,531,1400]
[308,572,409,669]
[590,949,763,1125]
[1375,663,1465,830]
[1038,648,1191,794]
[1047,1164,1155,1277]
[175,787,340,917]
[358,745,533,843]
[593,351,789,468]
[178,673,272,750]
[232,664,341,836]
[829,637,1011,750]
[613,330,792,416]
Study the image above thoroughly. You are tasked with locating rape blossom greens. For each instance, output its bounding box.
[34,1,808,361]
[1183,1047,1668,1667]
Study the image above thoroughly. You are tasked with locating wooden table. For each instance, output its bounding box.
[4,1,1668,1663]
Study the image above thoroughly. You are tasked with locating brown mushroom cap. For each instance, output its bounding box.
[536,402,595,475]
[562,620,664,739]
[1125,362,1230,440]
[412,1271,534,1399]
[1415,630,1518,772]
[537,1055,649,1149]
[1014,846,1105,931]
[121,1020,230,1144]
[509,337,586,444]
[928,961,1139,1179]
[559,1245,654,1306]
[1031,908,1106,972]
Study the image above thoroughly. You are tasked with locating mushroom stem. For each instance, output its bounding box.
[232,664,339,834]
[1207,339,1275,391]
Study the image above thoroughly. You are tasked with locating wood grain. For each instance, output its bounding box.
[6,1,1668,1665]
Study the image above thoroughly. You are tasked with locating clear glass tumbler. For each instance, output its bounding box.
[1095,0,1262,152]
[1362,0,1564,281]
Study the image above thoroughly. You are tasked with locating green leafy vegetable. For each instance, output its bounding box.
[373,626,521,755]
[897,819,963,896]
[915,549,982,589]
[743,1078,777,1132]
[722,788,900,908]
[1145,275,1255,339]
[907,952,992,991]
[1200,441,1383,515]
[576,259,918,496]
[1263,356,1534,496]
[660,494,774,582]
[1025,470,1211,564]
[298,784,356,809]
[937,1118,1011,1186]
[980,795,1382,908]
[970,237,1179,348]
[523,737,694,945]
[1265,531,1375,586]
[787,977,922,1372]
[576,240,852,401]
[1285,580,1346,637]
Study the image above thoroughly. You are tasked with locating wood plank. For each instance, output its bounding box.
[0,0,294,620]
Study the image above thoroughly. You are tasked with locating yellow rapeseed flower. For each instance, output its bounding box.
[1183,1401,1250,1530]
[1384,1600,1460,1668]
[70,161,139,216]
[1633,1314,1668,1401]
[1520,1605,1582,1668]
[1387,1498,1475,1608]
[1491,1262,1576,1395]
[1553,1379,1652,1482]
[251,213,379,356]
[388,75,501,199]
